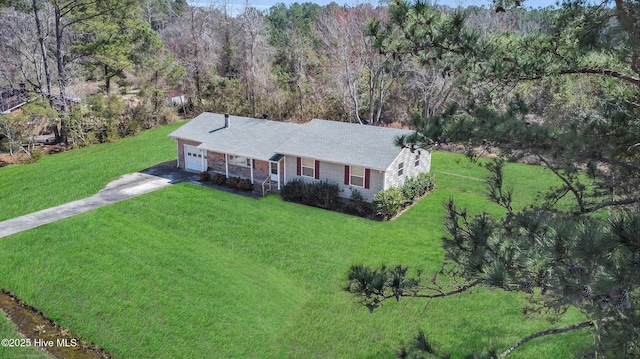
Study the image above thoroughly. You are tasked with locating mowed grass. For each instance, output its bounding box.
[0,187,588,358]
[432,151,576,212]
[0,121,184,221]
[0,126,592,358]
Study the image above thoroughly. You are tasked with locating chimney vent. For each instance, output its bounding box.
[224,113,230,128]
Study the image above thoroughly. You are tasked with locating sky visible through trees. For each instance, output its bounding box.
[189,0,561,15]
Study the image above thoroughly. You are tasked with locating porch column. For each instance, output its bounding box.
[176,141,180,168]
[201,150,206,172]
[277,161,281,190]
[225,153,229,178]
[283,156,287,186]
[250,159,254,184]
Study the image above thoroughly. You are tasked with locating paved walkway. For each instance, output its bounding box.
[0,162,196,239]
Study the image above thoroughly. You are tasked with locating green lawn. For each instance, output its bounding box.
[0,121,184,221]
[0,126,592,358]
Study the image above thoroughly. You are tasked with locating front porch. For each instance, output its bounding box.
[205,151,286,192]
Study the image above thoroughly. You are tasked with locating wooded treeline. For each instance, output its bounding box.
[0,0,563,155]
[158,1,557,126]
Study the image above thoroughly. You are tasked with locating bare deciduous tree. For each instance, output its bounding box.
[161,4,221,106]
[316,4,398,125]
[0,8,46,90]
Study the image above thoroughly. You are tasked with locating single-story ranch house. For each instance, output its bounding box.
[168,112,431,202]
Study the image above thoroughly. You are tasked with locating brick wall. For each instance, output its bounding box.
[207,152,226,172]
[253,160,269,182]
[206,151,270,184]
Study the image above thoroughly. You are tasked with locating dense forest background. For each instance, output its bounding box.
[0,0,564,153]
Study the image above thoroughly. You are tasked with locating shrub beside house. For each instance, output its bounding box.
[372,172,434,219]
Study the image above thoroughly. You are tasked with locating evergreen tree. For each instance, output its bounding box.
[347,1,640,357]
[71,0,164,94]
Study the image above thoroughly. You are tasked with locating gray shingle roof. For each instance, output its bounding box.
[169,113,413,170]
[168,112,223,143]
[275,119,413,171]
[168,113,301,161]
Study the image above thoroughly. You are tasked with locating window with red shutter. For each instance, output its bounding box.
[364,168,370,189]
[301,157,315,177]
[349,166,365,187]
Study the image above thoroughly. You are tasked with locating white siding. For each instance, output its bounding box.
[356,169,384,202]
[384,147,432,189]
[283,155,385,202]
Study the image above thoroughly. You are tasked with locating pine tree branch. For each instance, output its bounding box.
[540,187,570,212]
[58,0,137,34]
[361,279,481,309]
[537,156,587,214]
[411,279,481,299]
[522,68,640,88]
[538,155,640,215]
[581,195,640,214]
[498,321,594,358]
[598,156,640,173]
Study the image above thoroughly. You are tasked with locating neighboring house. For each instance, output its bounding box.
[166,91,186,107]
[168,112,431,202]
[0,87,28,115]
[0,87,79,115]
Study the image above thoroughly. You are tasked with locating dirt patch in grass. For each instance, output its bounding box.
[0,145,67,168]
[0,290,112,359]
[0,153,23,167]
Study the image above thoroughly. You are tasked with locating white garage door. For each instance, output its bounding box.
[184,145,205,171]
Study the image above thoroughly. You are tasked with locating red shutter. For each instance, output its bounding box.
[314,160,320,179]
[296,157,301,176]
[364,168,371,189]
[344,165,350,185]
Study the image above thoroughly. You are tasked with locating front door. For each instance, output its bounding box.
[270,162,279,182]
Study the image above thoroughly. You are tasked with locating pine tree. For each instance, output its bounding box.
[71,0,164,94]
[346,1,640,357]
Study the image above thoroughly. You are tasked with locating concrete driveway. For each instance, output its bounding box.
[0,162,196,239]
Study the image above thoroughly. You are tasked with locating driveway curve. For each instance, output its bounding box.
[0,171,177,239]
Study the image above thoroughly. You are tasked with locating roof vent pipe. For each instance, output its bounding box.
[224,113,230,128]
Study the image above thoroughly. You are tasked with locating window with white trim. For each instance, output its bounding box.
[302,157,315,177]
[415,154,420,167]
[398,162,404,176]
[229,155,251,167]
[350,165,365,187]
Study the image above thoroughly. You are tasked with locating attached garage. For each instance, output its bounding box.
[184,144,206,172]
